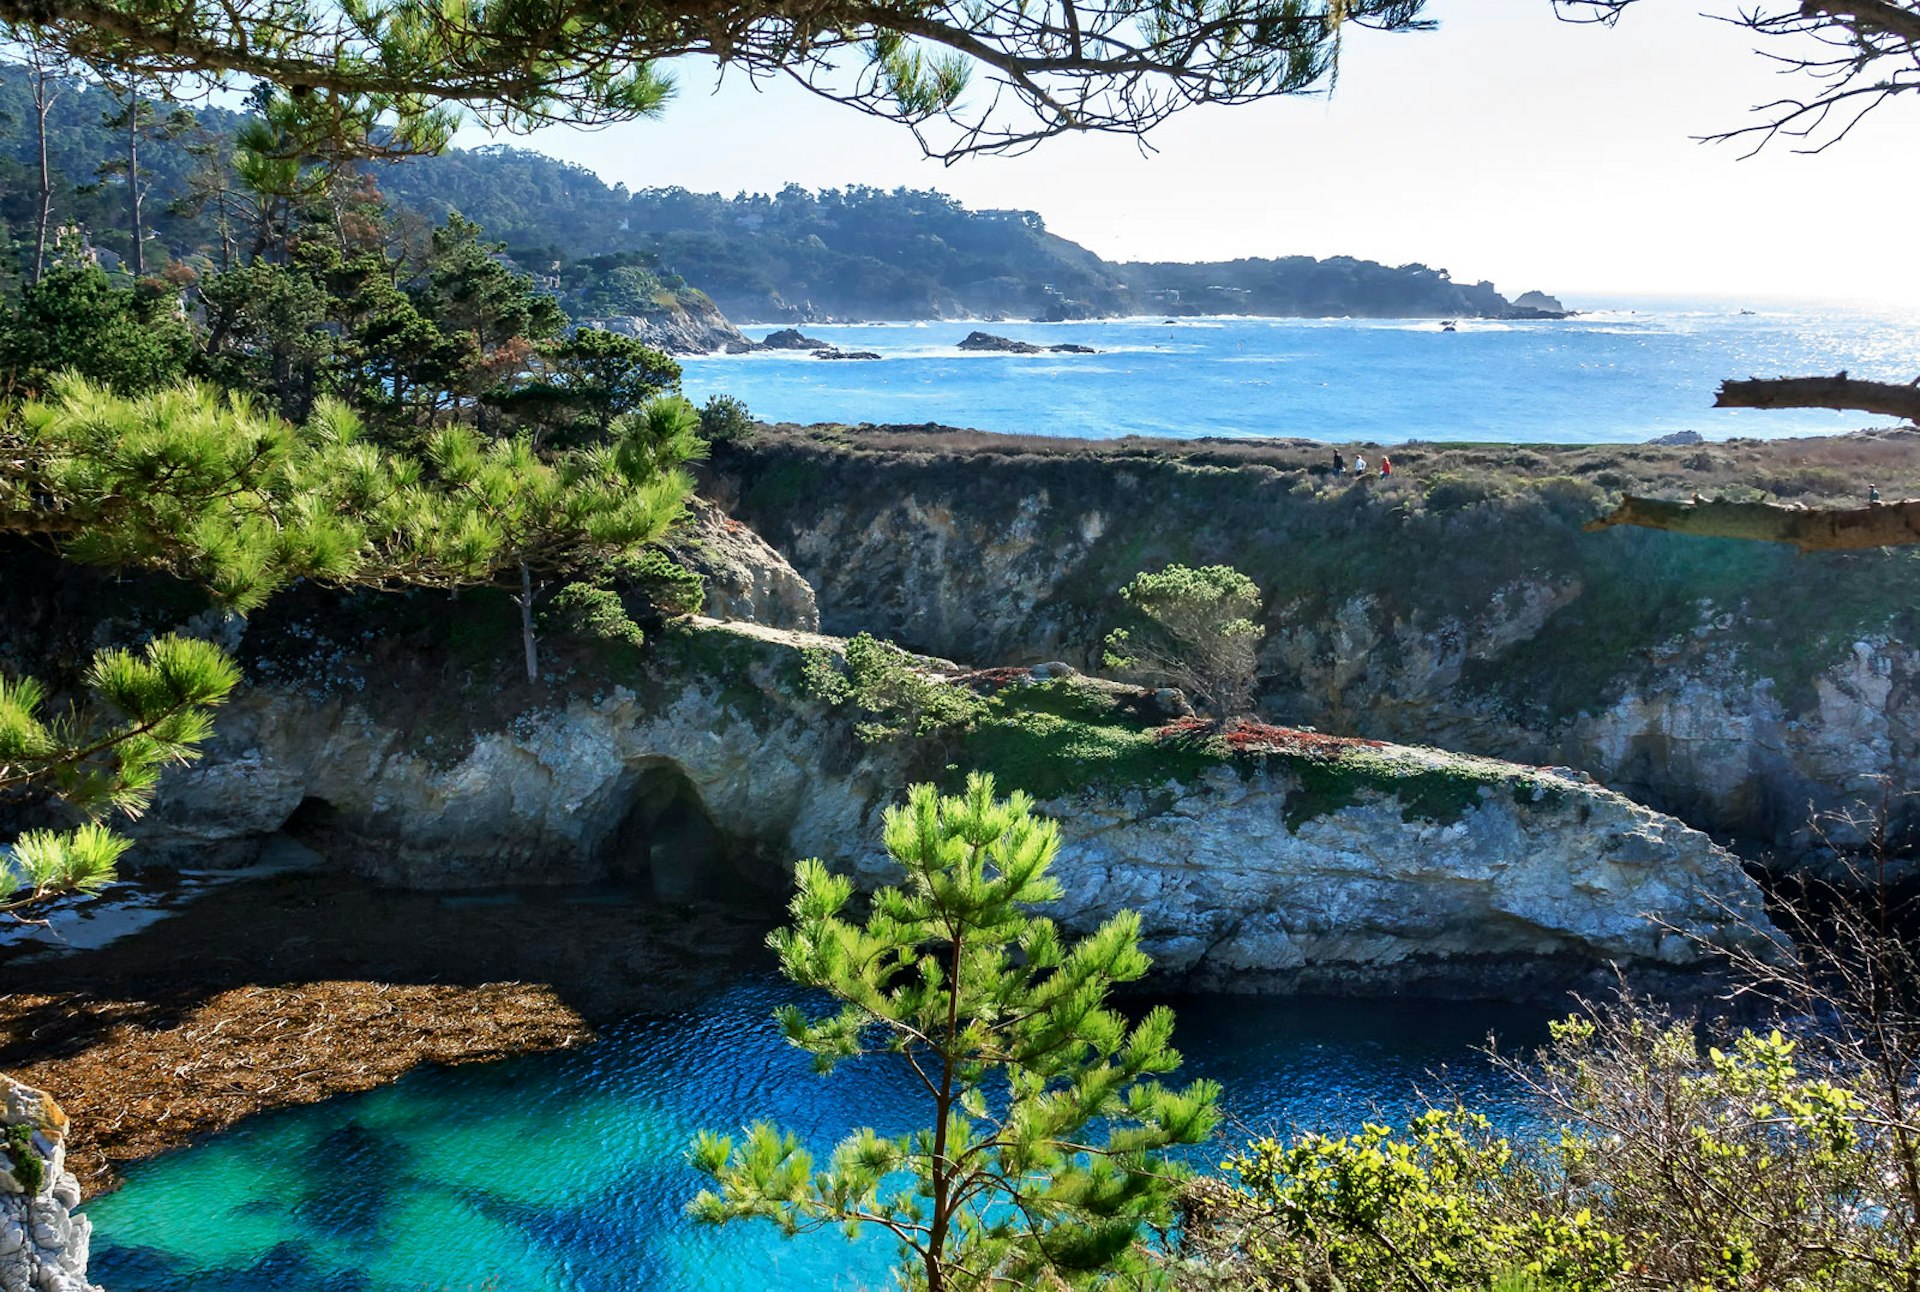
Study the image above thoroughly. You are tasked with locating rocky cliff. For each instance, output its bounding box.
[77,580,1771,997]
[582,293,751,355]
[0,1077,99,1292]
[703,425,1920,857]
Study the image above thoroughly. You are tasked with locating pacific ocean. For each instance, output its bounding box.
[678,300,1920,444]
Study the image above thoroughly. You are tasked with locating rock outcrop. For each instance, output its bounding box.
[663,498,820,631]
[126,616,1772,996]
[957,331,1098,355]
[759,328,830,350]
[0,1077,99,1292]
[705,427,1920,856]
[583,294,751,355]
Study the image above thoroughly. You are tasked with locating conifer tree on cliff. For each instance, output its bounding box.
[0,376,698,909]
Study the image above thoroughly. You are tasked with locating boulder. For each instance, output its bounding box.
[662,499,820,632]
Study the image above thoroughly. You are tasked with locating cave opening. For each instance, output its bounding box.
[601,764,782,906]
[280,795,340,851]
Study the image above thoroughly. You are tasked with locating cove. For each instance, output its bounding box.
[84,971,1552,1292]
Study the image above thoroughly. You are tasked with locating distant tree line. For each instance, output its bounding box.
[0,75,1554,328]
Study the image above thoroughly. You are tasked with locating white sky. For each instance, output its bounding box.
[467,0,1920,307]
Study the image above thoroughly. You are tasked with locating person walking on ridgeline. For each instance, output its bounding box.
[1380,456,1393,479]
[1870,483,1882,504]
[1354,454,1367,476]
[1332,449,1345,475]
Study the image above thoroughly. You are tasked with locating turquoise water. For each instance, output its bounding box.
[86,972,1551,1291]
[677,304,1920,443]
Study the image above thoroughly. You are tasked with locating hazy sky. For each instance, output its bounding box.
[467,1,1920,307]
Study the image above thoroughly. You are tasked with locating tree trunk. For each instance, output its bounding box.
[126,88,143,277]
[1585,495,1920,551]
[518,559,539,683]
[32,57,55,285]
[216,193,234,271]
[923,930,964,1292]
[1715,373,1920,423]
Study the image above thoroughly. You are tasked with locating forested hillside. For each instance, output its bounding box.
[0,64,1560,327]
[379,150,1558,323]
[0,67,733,346]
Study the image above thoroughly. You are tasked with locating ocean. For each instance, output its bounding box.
[677,300,1920,444]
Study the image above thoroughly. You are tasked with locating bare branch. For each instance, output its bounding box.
[1584,494,1920,550]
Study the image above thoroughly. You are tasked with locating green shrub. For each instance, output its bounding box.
[801,632,986,742]
[620,548,706,617]
[697,394,756,444]
[1104,563,1264,717]
[3,1123,45,1197]
[1183,983,1916,1292]
[1424,472,1508,513]
[544,583,646,648]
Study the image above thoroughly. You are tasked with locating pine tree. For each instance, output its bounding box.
[0,635,239,913]
[691,773,1221,1291]
[425,393,704,681]
[1103,564,1265,719]
[0,372,702,908]
[87,76,193,276]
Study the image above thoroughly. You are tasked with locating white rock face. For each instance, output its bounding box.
[666,498,820,632]
[135,623,1774,995]
[708,463,1920,854]
[0,1078,99,1292]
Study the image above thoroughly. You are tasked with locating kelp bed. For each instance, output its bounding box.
[2,979,583,1195]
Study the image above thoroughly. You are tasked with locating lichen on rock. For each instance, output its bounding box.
[0,1077,100,1292]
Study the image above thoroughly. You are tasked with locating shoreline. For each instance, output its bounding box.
[0,869,777,1196]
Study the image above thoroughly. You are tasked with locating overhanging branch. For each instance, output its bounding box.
[1715,373,1920,423]
[1585,495,1920,551]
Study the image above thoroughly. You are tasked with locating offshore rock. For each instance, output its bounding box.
[956,331,1097,355]
[759,328,830,349]
[0,1077,98,1292]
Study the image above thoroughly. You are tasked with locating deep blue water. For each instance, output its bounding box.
[677,304,1920,443]
[85,972,1552,1291]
